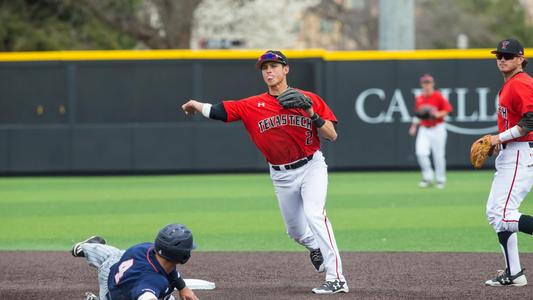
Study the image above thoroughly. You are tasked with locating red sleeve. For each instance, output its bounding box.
[222,99,248,122]
[304,92,338,123]
[437,92,453,112]
[512,80,533,114]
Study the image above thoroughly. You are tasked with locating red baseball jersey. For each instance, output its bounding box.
[222,89,337,165]
[497,72,533,142]
[415,90,452,127]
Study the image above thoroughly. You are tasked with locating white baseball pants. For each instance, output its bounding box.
[486,141,533,276]
[270,150,345,282]
[486,142,533,233]
[416,123,447,183]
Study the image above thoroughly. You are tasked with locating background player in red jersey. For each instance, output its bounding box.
[181,50,348,294]
[479,39,533,287]
[409,74,453,189]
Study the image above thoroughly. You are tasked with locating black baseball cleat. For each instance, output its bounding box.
[71,236,107,257]
[312,280,349,294]
[309,248,325,273]
[485,268,527,286]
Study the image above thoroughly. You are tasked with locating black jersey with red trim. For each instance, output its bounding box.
[108,243,183,300]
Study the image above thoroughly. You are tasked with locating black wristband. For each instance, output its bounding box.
[175,276,186,291]
[176,276,187,291]
[311,113,326,128]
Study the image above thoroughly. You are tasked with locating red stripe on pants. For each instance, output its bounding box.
[503,150,520,223]
[324,214,340,280]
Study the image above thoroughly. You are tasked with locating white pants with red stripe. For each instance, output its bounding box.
[415,123,447,183]
[270,150,345,282]
[486,142,533,233]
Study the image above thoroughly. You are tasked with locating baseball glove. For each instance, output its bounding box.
[414,106,435,120]
[277,88,313,109]
[470,135,495,169]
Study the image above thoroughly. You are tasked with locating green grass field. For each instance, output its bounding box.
[1,171,533,252]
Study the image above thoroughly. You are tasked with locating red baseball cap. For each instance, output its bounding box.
[420,74,434,83]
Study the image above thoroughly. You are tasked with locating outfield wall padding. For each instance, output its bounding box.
[0,50,524,173]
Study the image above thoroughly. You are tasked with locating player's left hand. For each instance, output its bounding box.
[277,88,313,109]
[178,287,199,300]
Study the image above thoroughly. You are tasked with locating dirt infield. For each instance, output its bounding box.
[1,251,533,299]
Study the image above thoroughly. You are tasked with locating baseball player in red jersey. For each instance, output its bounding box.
[181,50,348,294]
[480,39,533,287]
[409,74,453,189]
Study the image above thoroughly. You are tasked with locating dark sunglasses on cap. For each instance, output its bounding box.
[496,53,517,60]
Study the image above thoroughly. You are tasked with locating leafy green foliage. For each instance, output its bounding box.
[417,0,533,48]
[457,0,533,47]
[0,0,135,51]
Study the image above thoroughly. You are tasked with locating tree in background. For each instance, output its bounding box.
[1,0,532,51]
[0,0,202,51]
[0,0,135,51]
[81,0,202,49]
[416,0,533,49]
[303,0,533,50]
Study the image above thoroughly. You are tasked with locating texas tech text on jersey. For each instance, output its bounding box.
[258,114,312,133]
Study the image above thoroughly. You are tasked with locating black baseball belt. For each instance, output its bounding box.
[502,142,533,149]
[271,155,314,171]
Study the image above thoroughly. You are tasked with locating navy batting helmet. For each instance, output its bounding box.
[154,223,196,264]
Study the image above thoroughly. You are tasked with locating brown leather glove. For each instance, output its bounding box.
[470,135,495,169]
